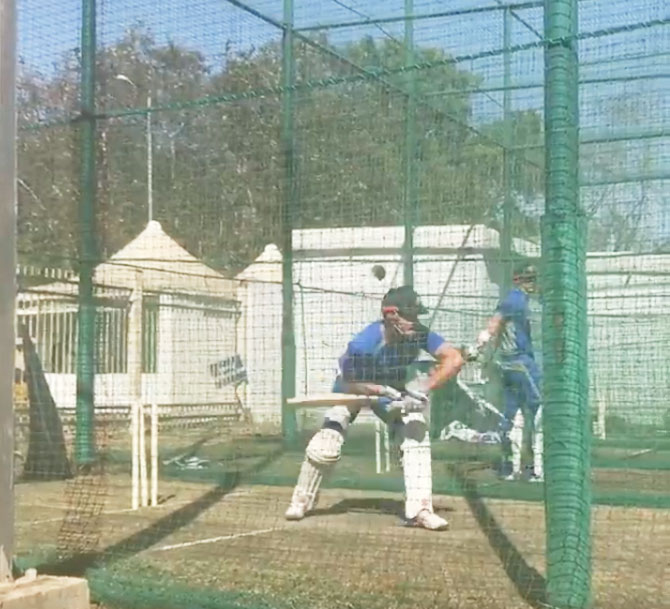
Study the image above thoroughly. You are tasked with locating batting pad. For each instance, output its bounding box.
[401,413,433,519]
[290,458,326,512]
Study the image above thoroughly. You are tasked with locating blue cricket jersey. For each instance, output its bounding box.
[497,288,535,360]
[336,321,445,390]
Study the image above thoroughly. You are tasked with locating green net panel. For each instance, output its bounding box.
[11,0,670,608]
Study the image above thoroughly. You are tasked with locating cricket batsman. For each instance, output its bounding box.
[476,263,543,481]
[285,286,465,530]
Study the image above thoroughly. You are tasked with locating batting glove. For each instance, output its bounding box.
[404,387,429,405]
[387,394,427,417]
[461,344,480,362]
[377,385,402,401]
[476,329,492,350]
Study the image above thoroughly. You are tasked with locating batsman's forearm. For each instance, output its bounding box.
[476,315,504,352]
[340,381,386,396]
[487,314,504,338]
[427,352,464,391]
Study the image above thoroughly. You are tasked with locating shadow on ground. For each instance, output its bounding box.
[34,449,284,577]
[449,464,547,608]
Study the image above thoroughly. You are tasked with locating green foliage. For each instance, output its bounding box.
[17,30,543,272]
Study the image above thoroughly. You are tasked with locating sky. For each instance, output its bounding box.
[16,0,670,243]
[17,0,667,80]
[17,0,668,132]
[17,0,667,121]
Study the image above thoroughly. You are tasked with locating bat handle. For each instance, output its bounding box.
[404,387,429,403]
[460,344,480,362]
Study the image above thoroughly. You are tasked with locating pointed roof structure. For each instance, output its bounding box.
[24,221,235,299]
[235,244,282,282]
[95,221,235,297]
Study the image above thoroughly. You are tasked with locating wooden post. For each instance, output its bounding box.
[375,420,381,474]
[139,404,148,507]
[384,425,390,473]
[150,402,158,506]
[128,271,143,509]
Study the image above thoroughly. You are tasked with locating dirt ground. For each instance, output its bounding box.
[13,470,670,609]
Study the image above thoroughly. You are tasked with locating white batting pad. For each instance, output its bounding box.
[400,412,433,519]
[510,410,525,475]
[289,458,325,512]
[288,427,345,515]
[306,427,345,465]
[322,405,354,434]
[533,406,543,477]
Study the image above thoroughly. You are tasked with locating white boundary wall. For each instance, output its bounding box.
[237,225,540,424]
[238,225,670,435]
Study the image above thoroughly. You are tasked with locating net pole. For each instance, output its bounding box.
[147,93,153,222]
[542,0,591,606]
[501,6,514,294]
[402,0,416,286]
[0,0,16,581]
[75,0,98,466]
[281,0,298,446]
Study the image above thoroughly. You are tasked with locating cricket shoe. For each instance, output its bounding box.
[497,461,513,478]
[412,509,449,531]
[503,472,522,482]
[285,501,309,521]
[528,473,544,483]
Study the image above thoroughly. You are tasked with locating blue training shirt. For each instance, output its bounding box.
[496,288,534,359]
[337,321,445,389]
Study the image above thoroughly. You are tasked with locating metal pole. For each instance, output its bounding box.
[75,0,98,465]
[280,0,298,445]
[147,93,153,222]
[403,0,416,286]
[501,7,514,293]
[0,0,16,582]
[543,0,591,605]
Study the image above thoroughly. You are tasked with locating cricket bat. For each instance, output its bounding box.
[286,393,382,408]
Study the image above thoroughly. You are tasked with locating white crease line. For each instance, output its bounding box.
[18,502,193,526]
[150,526,284,552]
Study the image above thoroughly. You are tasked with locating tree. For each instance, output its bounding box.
[293,37,482,229]
[17,57,80,267]
[583,98,658,252]
[17,30,543,274]
[466,110,544,242]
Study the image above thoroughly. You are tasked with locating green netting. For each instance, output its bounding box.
[9,0,670,608]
